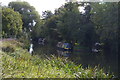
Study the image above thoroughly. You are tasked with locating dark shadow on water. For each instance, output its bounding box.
[34,45,118,77]
[70,51,118,77]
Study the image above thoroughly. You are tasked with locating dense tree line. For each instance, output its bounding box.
[91,2,118,58]
[2,1,118,57]
[41,2,97,50]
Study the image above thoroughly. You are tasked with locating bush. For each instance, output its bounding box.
[18,33,30,49]
[2,40,114,78]
[2,46,15,53]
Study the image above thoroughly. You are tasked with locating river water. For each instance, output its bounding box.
[34,44,118,77]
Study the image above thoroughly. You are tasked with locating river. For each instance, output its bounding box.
[33,44,118,77]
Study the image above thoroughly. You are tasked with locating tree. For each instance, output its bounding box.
[2,7,23,38]
[41,11,60,45]
[56,2,97,50]
[91,2,118,57]
[56,2,81,42]
[40,2,81,45]
[8,1,41,44]
[40,2,97,49]
[9,1,39,30]
[78,3,97,49]
[42,10,53,19]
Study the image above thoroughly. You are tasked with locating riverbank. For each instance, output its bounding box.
[0,39,113,78]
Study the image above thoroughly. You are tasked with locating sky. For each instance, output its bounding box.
[0,0,118,15]
[0,0,66,16]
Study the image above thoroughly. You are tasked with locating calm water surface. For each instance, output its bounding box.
[34,45,118,77]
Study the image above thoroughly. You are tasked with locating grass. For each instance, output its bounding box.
[0,40,114,78]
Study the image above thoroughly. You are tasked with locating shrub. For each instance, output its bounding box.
[2,46,15,53]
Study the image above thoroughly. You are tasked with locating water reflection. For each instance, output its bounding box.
[57,50,72,57]
[34,44,118,77]
[56,42,73,57]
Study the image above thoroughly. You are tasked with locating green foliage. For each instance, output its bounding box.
[42,10,53,19]
[18,32,30,49]
[56,2,80,41]
[1,2,118,78]
[40,2,97,49]
[91,2,118,55]
[8,1,41,41]
[2,46,15,53]
[2,7,23,38]
[40,11,60,45]
[8,1,40,29]
[1,40,113,78]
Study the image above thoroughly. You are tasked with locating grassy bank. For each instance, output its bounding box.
[0,40,113,78]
